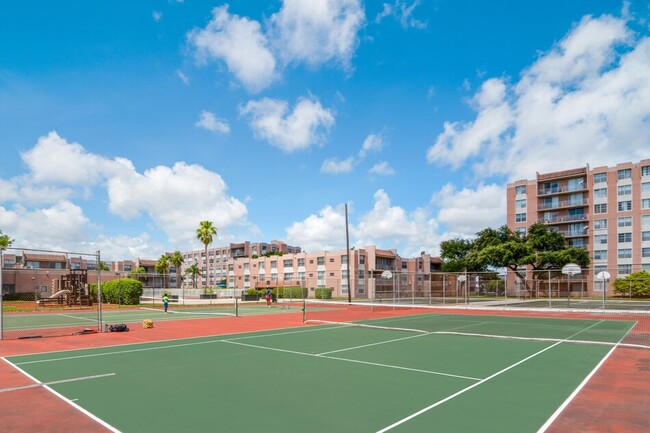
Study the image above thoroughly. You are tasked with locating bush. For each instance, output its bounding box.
[277,286,308,299]
[91,278,143,305]
[613,271,650,297]
[314,288,332,299]
[2,292,37,301]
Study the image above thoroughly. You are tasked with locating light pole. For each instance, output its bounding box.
[562,263,581,308]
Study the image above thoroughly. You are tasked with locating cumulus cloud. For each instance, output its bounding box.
[2,131,252,258]
[285,204,348,252]
[240,96,335,151]
[195,110,231,134]
[368,161,395,175]
[358,133,383,158]
[427,14,650,181]
[187,5,277,93]
[187,1,365,92]
[434,183,506,235]
[270,0,365,69]
[321,157,355,174]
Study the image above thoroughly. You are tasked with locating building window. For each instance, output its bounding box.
[594,203,607,214]
[643,182,650,193]
[594,172,607,183]
[618,264,632,275]
[283,259,293,267]
[516,199,526,209]
[618,232,632,243]
[297,258,304,267]
[594,219,607,230]
[643,231,650,241]
[594,188,607,198]
[515,227,527,236]
[515,185,526,195]
[618,248,632,259]
[594,265,608,275]
[643,199,650,209]
[317,257,325,266]
[515,213,526,222]
[284,272,293,281]
[643,248,650,258]
[594,250,608,260]
[642,166,650,176]
[617,201,632,212]
[617,168,632,180]
[617,185,632,196]
[271,261,277,270]
[594,234,608,244]
[618,217,632,227]
[259,262,265,271]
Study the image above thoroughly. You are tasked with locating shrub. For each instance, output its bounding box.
[91,278,143,305]
[613,271,650,297]
[277,286,308,299]
[314,288,332,299]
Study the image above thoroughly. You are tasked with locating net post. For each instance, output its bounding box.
[97,250,103,333]
[302,300,306,323]
[235,297,239,317]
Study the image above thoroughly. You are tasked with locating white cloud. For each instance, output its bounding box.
[187,5,277,93]
[427,14,650,181]
[368,161,395,175]
[240,96,335,152]
[358,133,383,158]
[285,204,348,252]
[434,183,506,235]
[270,0,365,69]
[153,11,162,22]
[321,157,355,174]
[195,110,231,134]
[176,70,189,85]
[375,1,426,29]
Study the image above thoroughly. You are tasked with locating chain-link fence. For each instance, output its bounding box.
[0,247,104,339]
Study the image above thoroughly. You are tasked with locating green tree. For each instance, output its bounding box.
[439,238,480,272]
[196,220,217,287]
[169,251,184,289]
[130,266,147,283]
[613,271,650,297]
[472,223,589,290]
[0,229,13,250]
[155,255,170,289]
[184,263,201,289]
[98,261,110,271]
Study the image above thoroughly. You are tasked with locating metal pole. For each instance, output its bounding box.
[0,248,3,340]
[97,250,103,332]
[345,203,352,304]
[567,274,571,308]
[548,270,551,308]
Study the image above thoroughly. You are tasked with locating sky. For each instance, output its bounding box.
[1,0,650,261]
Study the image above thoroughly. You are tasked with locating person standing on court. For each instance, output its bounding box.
[265,286,272,307]
[162,293,169,313]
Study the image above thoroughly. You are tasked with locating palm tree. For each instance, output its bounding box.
[155,255,170,289]
[184,263,201,289]
[0,229,12,250]
[169,251,184,289]
[196,220,217,288]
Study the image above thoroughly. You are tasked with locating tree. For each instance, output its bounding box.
[613,271,650,297]
[439,238,481,272]
[130,266,147,283]
[169,251,184,289]
[98,261,110,271]
[155,255,170,289]
[472,223,589,291]
[196,220,217,287]
[184,263,201,289]
[0,229,13,250]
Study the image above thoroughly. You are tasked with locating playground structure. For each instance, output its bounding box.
[38,269,93,307]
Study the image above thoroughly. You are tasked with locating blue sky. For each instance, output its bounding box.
[1,0,649,261]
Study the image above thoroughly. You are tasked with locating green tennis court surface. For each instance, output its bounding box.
[4,310,633,433]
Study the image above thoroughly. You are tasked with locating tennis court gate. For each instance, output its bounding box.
[0,247,105,340]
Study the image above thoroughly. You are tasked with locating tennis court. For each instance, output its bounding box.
[3,300,647,433]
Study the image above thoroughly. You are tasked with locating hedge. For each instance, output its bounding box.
[314,288,332,299]
[90,278,143,305]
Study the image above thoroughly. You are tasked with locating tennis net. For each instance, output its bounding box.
[303,300,650,350]
[139,296,238,317]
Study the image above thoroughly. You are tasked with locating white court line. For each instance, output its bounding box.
[56,313,98,323]
[0,372,115,393]
[223,339,481,381]
[374,320,606,433]
[1,358,122,433]
[317,332,428,356]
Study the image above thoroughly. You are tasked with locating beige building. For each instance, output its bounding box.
[507,159,650,295]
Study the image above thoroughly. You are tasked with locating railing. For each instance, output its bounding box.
[538,198,588,210]
[537,214,589,224]
[537,184,587,196]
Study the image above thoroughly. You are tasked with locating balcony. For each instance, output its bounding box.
[537,214,589,224]
[537,198,588,210]
[537,184,587,196]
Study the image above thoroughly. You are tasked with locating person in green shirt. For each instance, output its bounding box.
[162,293,169,313]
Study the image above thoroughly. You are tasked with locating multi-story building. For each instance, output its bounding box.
[181,240,302,288]
[506,159,650,295]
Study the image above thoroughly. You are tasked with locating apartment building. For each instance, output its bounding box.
[181,240,302,288]
[506,159,650,295]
